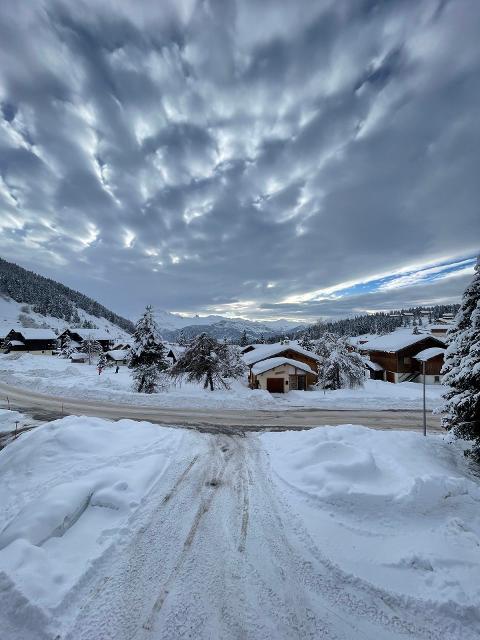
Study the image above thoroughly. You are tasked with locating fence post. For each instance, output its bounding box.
[14,421,18,439]
[7,395,10,410]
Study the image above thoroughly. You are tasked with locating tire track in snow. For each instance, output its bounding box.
[142,443,237,632]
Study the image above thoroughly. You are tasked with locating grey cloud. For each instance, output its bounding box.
[0,0,478,322]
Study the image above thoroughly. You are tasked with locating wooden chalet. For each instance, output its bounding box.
[414,347,446,384]
[430,324,451,338]
[363,332,446,384]
[4,328,57,355]
[106,349,129,365]
[59,329,113,352]
[243,343,320,392]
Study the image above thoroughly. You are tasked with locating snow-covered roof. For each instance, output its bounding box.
[251,357,316,376]
[429,324,450,331]
[7,340,25,346]
[68,329,112,341]
[414,347,446,362]
[106,349,129,360]
[364,359,384,371]
[363,332,445,353]
[243,342,320,366]
[12,328,57,340]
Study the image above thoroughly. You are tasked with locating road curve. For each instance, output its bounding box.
[0,380,442,433]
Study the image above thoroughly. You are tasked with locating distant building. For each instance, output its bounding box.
[3,328,57,355]
[430,324,451,338]
[59,329,113,352]
[106,349,129,365]
[362,333,446,384]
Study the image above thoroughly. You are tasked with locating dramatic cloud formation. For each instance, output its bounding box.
[0,0,478,321]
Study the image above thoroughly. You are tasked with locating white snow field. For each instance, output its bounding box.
[0,353,445,411]
[0,417,478,639]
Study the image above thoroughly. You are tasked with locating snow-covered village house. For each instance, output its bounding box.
[242,343,320,392]
[3,328,57,355]
[362,333,446,384]
[58,329,113,352]
[105,349,129,366]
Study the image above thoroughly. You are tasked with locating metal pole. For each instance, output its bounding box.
[423,361,427,437]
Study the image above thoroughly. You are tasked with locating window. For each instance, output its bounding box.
[434,375,440,383]
[404,357,411,365]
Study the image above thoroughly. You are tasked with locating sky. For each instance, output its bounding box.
[0,0,479,323]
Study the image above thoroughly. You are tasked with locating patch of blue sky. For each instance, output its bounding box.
[331,255,477,299]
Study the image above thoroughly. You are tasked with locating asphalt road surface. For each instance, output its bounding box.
[0,380,442,434]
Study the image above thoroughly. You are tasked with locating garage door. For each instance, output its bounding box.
[267,377,284,393]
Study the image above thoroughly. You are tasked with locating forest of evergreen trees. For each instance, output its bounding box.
[0,258,134,333]
[306,304,460,340]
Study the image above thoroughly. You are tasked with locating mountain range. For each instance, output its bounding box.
[0,257,305,342]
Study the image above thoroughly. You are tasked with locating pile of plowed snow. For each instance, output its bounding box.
[262,425,480,621]
[0,415,202,637]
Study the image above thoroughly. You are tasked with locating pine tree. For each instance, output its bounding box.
[171,333,244,390]
[177,330,189,347]
[412,319,420,335]
[98,351,108,369]
[316,334,365,390]
[82,338,103,365]
[441,258,480,459]
[60,334,76,358]
[129,305,169,393]
[299,332,314,351]
[239,330,249,347]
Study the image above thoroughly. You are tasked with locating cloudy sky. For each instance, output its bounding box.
[0,0,479,322]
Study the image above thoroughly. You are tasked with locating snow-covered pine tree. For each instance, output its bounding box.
[177,330,189,347]
[98,351,108,370]
[316,334,365,390]
[222,344,247,380]
[82,338,103,365]
[60,334,76,358]
[239,330,249,347]
[128,305,169,393]
[299,332,314,351]
[441,257,480,459]
[412,320,420,335]
[171,332,243,390]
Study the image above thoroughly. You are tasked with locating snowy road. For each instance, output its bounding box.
[51,432,449,640]
[0,380,442,432]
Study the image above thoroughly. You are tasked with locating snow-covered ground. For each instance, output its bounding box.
[0,408,26,434]
[0,417,478,639]
[0,353,445,411]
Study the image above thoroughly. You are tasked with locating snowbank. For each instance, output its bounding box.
[0,409,26,434]
[262,425,480,622]
[0,353,445,411]
[0,416,201,620]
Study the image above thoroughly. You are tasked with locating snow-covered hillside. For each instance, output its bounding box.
[0,295,130,344]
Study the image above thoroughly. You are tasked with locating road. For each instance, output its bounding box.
[0,380,442,433]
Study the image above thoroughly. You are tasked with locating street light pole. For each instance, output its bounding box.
[422,360,427,437]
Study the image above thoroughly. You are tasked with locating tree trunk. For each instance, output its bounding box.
[207,372,214,391]
[139,375,145,393]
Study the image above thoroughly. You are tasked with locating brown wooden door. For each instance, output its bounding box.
[267,378,284,393]
[386,371,395,383]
